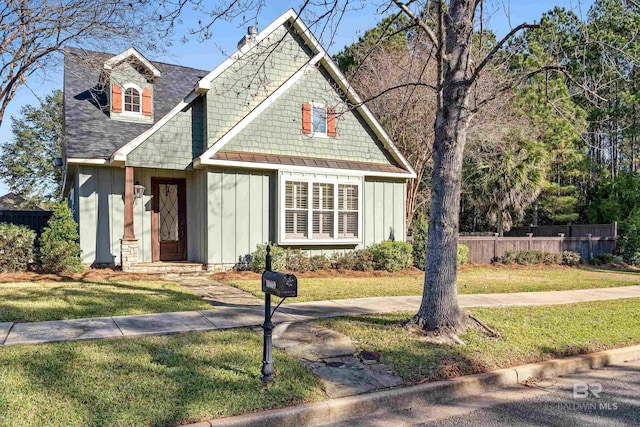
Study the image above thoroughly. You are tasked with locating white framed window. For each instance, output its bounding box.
[122,84,142,114]
[338,184,359,238]
[124,88,141,113]
[312,103,327,135]
[285,181,308,239]
[280,175,362,244]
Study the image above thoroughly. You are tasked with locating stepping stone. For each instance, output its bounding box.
[312,365,403,398]
[268,322,404,398]
[0,322,12,345]
[5,317,121,346]
[112,311,216,337]
[272,322,356,361]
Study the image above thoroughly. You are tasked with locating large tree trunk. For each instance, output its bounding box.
[415,0,474,332]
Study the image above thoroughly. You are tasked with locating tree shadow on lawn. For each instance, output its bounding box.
[0,330,324,426]
[0,279,210,323]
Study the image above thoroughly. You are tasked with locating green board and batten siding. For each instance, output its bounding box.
[75,166,209,265]
[363,179,406,246]
[206,169,272,266]
[76,166,125,265]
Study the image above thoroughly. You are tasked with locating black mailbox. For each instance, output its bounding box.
[262,271,298,298]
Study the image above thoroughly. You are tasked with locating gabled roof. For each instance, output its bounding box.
[0,192,44,210]
[110,9,415,178]
[63,47,207,160]
[103,47,162,78]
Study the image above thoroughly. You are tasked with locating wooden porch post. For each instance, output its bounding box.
[124,166,135,239]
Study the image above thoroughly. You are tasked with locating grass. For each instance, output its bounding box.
[0,329,325,426]
[319,297,640,384]
[0,280,212,323]
[227,266,640,303]
[0,299,638,425]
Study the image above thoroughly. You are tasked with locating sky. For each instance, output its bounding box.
[0,0,595,196]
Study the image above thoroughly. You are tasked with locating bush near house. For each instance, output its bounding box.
[0,223,36,272]
[250,243,287,272]
[369,240,413,272]
[38,203,83,274]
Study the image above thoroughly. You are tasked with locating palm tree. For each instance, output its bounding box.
[465,128,548,236]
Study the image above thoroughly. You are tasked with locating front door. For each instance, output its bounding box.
[151,178,187,261]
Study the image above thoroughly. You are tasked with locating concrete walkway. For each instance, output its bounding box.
[1,285,639,347]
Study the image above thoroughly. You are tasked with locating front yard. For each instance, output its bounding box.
[225,266,640,303]
[0,298,639,425]
[0,280,211,323]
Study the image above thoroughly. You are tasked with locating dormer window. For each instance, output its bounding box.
[105,47,159,123]
[124,87,141,113]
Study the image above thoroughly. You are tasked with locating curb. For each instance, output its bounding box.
[189,344,640,427]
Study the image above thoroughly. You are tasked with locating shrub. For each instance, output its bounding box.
[562,251,581,266]
[39,204,83,274]
[309,254,331,271]
[0,222,36,273]
[589,252,615,266]
[498,250,566,266]
[412,212,429,270]
[250,243,287,272]
[561,251,581,267]
[353,249,374,271]
[457,244,469,266]
[330,251,356,270]
[286,249,312,272]
[369,240,413,272]
[620,212,640,265]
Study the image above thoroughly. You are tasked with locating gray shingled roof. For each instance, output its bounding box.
[63,47,207,159]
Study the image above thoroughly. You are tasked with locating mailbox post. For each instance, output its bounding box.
[260,245,297,384]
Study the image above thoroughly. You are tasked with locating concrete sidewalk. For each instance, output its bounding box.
[1,285,640,347]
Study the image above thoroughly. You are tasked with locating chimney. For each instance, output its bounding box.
[237,26,259,49]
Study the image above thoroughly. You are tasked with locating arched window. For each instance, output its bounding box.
[124,87,141,113]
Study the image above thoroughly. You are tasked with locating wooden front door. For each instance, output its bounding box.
[151,178,187,261]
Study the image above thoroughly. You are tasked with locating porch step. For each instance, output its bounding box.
[127,262,208,275]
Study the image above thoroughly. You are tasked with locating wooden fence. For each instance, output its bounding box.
[0,210,53,236]
[458,234,616,264]
[504,223,617,238]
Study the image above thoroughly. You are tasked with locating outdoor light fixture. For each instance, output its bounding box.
[133,182,145,203]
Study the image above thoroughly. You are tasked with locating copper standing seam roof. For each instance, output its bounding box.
[213,151,409,174]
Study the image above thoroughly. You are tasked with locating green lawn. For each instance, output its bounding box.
[320,297,640,384]
[0,280,212,323]
[0,330,324,426]
[1,298,639,425]
[227,267,640,303]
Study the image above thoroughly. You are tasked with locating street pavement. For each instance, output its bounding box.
[321,359,640,426]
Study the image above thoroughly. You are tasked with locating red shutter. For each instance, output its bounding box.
[302,103,312,134]
[111,84,122,113]
[142,88,152,116]
[327,107,337,137]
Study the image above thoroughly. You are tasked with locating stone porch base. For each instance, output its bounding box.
[126,261,209,274]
